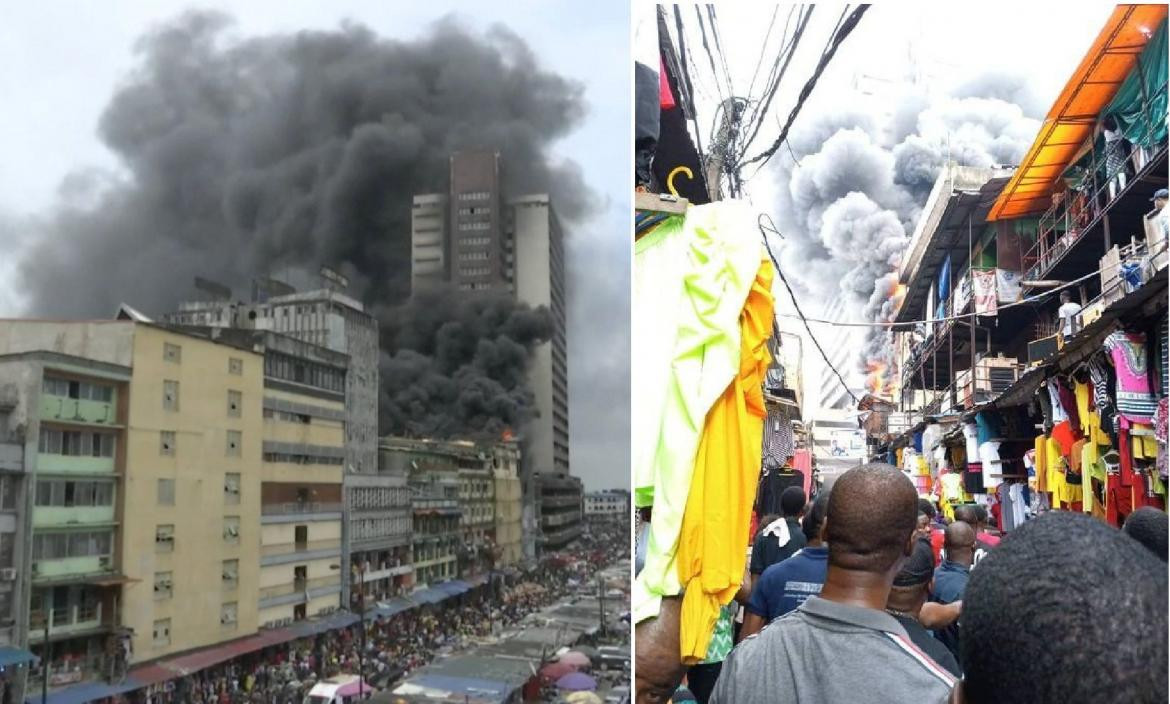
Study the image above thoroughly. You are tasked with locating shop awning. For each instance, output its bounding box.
[0,646,36,668]
[27,679,142,704]
[287,610,359,639]
[989,4,1169,221]
[410,587,450,605]
[371,597,416,618]
[434,580,472,597]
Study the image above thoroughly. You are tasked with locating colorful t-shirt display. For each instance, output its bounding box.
[1105,330,1158,423]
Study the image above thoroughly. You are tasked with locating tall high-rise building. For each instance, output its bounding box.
[410,151,571,505]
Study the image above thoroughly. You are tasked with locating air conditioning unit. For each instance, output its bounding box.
[0,568,16,581]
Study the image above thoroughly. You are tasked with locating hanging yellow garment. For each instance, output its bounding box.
[632,202,764,624]
[1046,437,1071,508]
[677,258,774,664]
[1034,435,1048,493]
[1081,441,1100,513]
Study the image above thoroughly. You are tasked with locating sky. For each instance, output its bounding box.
[0,1,630,492]
[662,1,1118,402]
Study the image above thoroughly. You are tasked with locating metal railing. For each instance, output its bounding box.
[260,538,341,557]
[262,501,343,516]
[259,575,339,601]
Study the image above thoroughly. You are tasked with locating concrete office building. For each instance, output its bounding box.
[0,320,269,696]
[534,473,583,553]
[344,470,412,607]
[584,490,629,520]
[379,439,462,589]
[458,460,495,580]
[410,152,571,552]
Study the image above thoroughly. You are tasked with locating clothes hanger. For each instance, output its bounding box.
[634,166,691,241]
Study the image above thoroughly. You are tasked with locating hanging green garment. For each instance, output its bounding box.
[632,200,764,624]
[1105,19,1168,149]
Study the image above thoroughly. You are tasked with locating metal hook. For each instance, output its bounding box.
[667,166,693,197]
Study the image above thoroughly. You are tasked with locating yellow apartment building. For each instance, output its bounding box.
[120,324,264,661]
[491,442,523,567]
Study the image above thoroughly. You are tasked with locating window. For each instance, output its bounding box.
[223,517,240,544]
[32,531,111,560]
[228,357,243,375]
[222,559,239,589]
[38,428,116,457]
[41,377,113,402]
[226,431,241,457]
[155,524,174,553]
[294,525,308,546]
[160,431,175,456]
[34,480,114,507]
[154,571,173,600]
[153,619,171,646]
[227,390,242,417]
[220,602,238,627]
[0,476,16,511]
[162,380,179,412]
[157,479,175,506]
[224,473,240,505]
[0,533,14,568]
[163,343,181,363]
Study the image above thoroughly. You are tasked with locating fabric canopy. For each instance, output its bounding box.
[988,4,1168,220]
[1104,19,1168,148]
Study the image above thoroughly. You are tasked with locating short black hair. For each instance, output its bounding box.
[780,487,807,518]
[953,504,979,526]
[973,505,988,524]
[917,498,937,519]
[826,464,917,574]
[961,512,1167,703]
[802,490,830,541]
[1123,507,1168,562]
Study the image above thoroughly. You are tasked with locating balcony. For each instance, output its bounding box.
[39,396,119,428]
[33,506,116,529]
[259,575,340,605]
[32,555,114,583]
[36,453,114,476]
[260,538,341,566]
[28,602,105,642]
[261,502,343,524]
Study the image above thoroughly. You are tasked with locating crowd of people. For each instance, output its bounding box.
[124,519,630,704]
[644,464,1167,704]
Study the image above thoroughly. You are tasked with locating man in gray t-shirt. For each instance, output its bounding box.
[711,464,956,704]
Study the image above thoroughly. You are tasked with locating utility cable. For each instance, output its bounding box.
[738,6,812,162]
[760,216,861,406]
[741,4,869,173]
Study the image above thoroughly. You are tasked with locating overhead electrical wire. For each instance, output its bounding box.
[740,4,870,174]
[759,215,860,406]
[744,5,782,102]
[670,5,706,160]
[738,5,813,162]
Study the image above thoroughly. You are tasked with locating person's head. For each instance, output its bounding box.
[1123,507,1168,562]
[1102,115,1117,131]
[944,521,977,566]
[780,486,808,519]
[825,464,918,578]
[954,512,1167,703]
[953,504,979,528]
[886,539,936,615]
[973,505,989,531]
[801,490,831,544]
[917,498,937,521]
[1152,187,1168,210]
[1059,290,1072,304]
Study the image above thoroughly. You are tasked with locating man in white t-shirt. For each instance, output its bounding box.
[1057,291,1082,340]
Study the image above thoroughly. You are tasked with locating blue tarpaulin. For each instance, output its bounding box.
[26,678,140,704]
[434,580,471,597]
[0,646,37,668]
[370,597,415,619]
[288,610,359,638]
[410,587,449,605]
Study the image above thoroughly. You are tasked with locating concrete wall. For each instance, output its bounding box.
[121,325,264,661]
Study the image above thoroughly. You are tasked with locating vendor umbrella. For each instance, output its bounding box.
[558,651,592,668]
[541,661,577,681]
[556,672,598,691]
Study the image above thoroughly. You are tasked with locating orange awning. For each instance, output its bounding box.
[988,4,1168,221]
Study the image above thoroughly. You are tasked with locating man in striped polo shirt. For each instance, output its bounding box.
[711,464,955,704]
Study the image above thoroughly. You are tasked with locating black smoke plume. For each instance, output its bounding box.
[16,11,589,436]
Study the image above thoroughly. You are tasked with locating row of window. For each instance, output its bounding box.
[162,382,242,417]
[42,377,114,403]
[160,430,241,457]
[36,479,114,508]
[263,409,311,424]
[264,352,345,393]
[263,452,343,466]
[349,487,410,510]
[39,428,115,458]
[458,222,491,231]
[33,531,112,560]
[459,266,492,277]
[152,600,236,646]
[456,206,491,216]
[457,191,490,201]
[352,516,412,541]
[457,252,490,261]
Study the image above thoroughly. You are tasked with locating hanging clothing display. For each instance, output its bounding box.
[677,259,774,663]
[995,268,1022,302]
[756,470,804,516]
[1046,380,1070,424]
[632,201,763,624]
[1104,330,1158,424]
[762,407,794,470]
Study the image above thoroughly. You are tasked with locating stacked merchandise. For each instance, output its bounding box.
[632,199,775,663]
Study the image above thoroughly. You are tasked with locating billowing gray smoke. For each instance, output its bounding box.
[768,76,1042,397]
[16,11,591,436]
